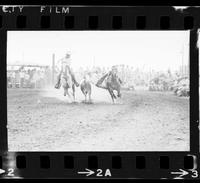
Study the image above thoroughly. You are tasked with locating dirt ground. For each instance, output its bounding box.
[7,85,189,151]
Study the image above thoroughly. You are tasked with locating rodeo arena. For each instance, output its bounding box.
[7,54,190,151]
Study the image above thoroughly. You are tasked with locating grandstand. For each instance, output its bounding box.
[7,64,51,88]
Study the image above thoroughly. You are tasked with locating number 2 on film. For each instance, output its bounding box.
[7,168,15,177]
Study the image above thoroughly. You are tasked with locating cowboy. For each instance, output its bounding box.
[96,65,122,90]
[55,52,79,89]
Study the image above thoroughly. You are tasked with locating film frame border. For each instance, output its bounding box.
[0,6,199,179]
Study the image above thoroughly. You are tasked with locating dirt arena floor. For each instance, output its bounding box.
[7,85,189,151]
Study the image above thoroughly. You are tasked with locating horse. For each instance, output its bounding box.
[105,72,122,103]
[96,71,122,103]
[80,74,92,103]
[60,67,76,102]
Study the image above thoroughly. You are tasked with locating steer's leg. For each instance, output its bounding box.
[88,84,92,104]
[88,92,92,103]
[72,84,75,102]
[87,91,92,104]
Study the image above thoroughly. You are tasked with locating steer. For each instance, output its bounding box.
[80,74,92,103]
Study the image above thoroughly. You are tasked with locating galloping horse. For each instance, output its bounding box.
[60,66,76,102]
[105,72,122,103]
[96,68,122,103]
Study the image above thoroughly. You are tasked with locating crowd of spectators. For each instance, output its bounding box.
[148,70,189,96]
[7,66,51,88]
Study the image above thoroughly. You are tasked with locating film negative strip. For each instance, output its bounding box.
[0,5,199,179]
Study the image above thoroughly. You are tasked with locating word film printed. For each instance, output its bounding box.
[0,5,199,179]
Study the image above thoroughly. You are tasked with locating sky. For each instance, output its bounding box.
[7,31,189,72]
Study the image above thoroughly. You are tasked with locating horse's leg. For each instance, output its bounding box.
[111,91,115,104]
[106,84,115,103]
[63,87,67,96]
[83,94,86,103]
[66,88,72,102]
[88,92,92,103]
[111,88,117,99]
[72,84,75,102]
[113,91,117,99]
[117,88,121,98]
[108,88,115,103]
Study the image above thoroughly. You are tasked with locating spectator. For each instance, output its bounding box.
[15,71,20,88]
[20,69,25,88]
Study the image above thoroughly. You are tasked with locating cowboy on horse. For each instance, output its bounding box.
[55,52,79,89]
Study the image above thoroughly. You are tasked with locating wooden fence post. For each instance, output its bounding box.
[52,53,55,85]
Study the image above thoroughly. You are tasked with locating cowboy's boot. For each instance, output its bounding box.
[55,73,62,89]
[55,80,61,89]
[55,76,61,89]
